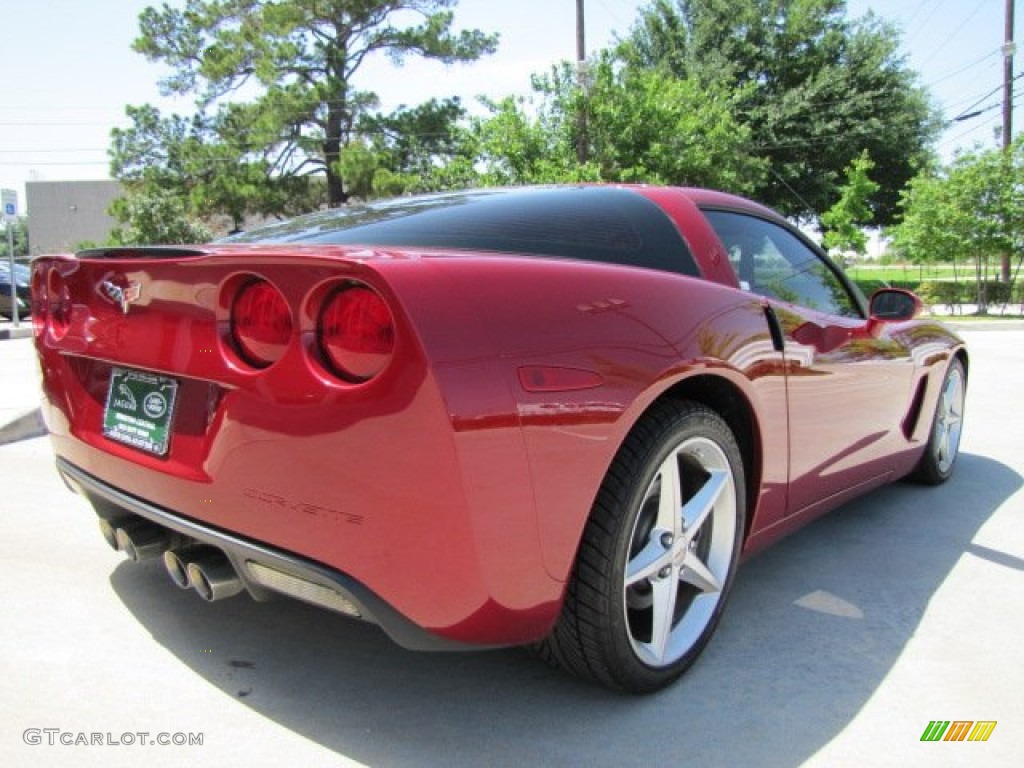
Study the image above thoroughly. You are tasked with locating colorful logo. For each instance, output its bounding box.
[920,720,997,742]
[143,391,169,419]
[99,279,142,314]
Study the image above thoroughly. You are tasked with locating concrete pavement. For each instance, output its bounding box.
[0,331,44,445]
[1,330,1022,767]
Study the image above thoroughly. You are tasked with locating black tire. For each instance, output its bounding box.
[910,357,966,485]
[539,400,745,693]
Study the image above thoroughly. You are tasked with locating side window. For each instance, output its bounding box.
[703,210,861,318]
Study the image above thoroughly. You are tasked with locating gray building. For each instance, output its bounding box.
[26,180,122,255]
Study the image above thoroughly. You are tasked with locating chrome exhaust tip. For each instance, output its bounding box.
[163,546,207,589]
[113,522,172,562]
[186,553,244,601]
[97,518,121,551]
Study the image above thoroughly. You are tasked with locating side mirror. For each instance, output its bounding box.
[869,288,923,322]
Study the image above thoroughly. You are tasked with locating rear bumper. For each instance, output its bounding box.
[58,457,487,652]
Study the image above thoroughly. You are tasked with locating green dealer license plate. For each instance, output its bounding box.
[102,367,179,456]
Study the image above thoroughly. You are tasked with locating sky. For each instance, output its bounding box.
[1,0,1020,214]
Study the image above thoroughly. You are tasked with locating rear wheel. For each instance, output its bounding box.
[911,358,966,485]
[540,401,745,693]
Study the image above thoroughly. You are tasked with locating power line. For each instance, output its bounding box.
[941,96,1024,148]
[917,1,989,68]
[3,90,1017,163]
[905,0,955,49]
[0,120,125,127]
[950,71,1024,121]
[594,0,629,29]
[0,148,109,154]
[942,76,1009,113]
[924,49,999,88]
[903,0,942,29]
[951,84,1024,123]
[0,161,109,167]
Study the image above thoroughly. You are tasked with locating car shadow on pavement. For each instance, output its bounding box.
[108,452,1021,768]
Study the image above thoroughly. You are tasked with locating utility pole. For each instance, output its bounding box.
[1003,0,1015,148]
[576,0,588,165]
[1001,0,1015,282]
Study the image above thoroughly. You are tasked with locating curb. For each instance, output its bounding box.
[942,320,1024,332]
[0,325,32,341]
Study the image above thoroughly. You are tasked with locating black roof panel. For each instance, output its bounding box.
[225,187,699,277]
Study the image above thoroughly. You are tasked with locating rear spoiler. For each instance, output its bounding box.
[74,247,210,260]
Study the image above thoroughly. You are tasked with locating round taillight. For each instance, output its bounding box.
[230,279,293,367]
[31,267,48,336]
[47,269,72,339]
[318,284,395,382]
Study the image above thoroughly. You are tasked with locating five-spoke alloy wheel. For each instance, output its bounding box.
[623,432,738,668]
[541,401,745,693]
[912,358,966,485]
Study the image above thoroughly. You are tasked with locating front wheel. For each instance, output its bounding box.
[911,358,966,485]
[540,401,745,693]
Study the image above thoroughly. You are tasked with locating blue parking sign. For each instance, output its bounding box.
[1,189,16,222]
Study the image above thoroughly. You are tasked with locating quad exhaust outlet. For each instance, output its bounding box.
[100,517,243,601]
[91,505,363,620]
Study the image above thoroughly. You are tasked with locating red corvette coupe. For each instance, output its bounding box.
[31,186,966,693]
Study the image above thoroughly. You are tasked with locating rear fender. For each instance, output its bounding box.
[385,257,781,583]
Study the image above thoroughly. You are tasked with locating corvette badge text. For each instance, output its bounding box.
[920,720,997,742]
[23,729,203,747]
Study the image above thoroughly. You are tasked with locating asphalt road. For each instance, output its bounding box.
[1,329,1022,768]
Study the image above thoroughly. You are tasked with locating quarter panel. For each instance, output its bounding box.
[402,257,787,580]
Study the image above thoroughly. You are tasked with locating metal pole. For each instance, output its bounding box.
[1004,0,1015,150]
[1002,0,1016,283]
[576,0,586,64]
[6,225,17,328]
[576,0,588,165]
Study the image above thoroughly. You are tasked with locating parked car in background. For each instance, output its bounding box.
[1,261,31,320]
[30,186,967,692]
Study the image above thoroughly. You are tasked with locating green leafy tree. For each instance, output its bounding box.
[332,97,477,197]
[620,0,940,223]
[582,56,764,190]
[468,93,594,186]
[336,139,381,200]
[111,104,320,231]
[468,55,762,191]
[109,188,213,245]
[821,150,879,256]
[359,98,469,190]
[890,138,1023,313]
[2,217,29,258]
[132,0,498,207]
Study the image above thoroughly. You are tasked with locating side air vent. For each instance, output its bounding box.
[901,376,929,439]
